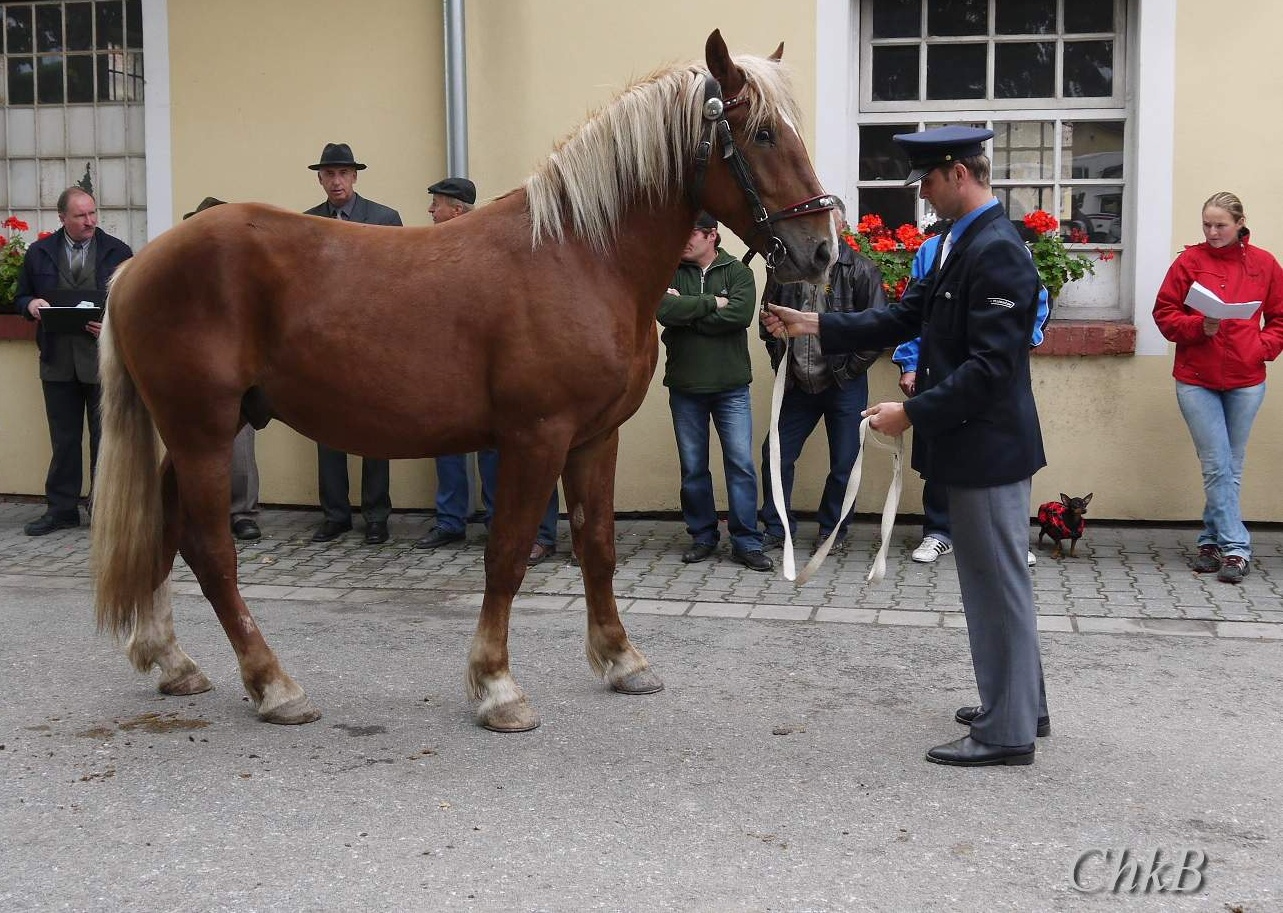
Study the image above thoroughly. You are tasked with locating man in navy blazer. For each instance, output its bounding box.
[303,142,402,545]
[763,126,1049,768]
[15,186,132,536]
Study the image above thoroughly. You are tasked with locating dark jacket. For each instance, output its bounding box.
[817,202,1045,487]
[15,226,133,381]
[760,240,887,388]
[656,248,757,393]
[303,193,403,226]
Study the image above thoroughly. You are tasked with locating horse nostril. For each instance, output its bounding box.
[814,238,833,269]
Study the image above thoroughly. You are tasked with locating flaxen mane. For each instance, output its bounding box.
[525,54,802,251]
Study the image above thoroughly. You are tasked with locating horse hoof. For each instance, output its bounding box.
[611,667,665,695]
[480,699,541,733]
[159,670,213,696]
[259,696,322,725]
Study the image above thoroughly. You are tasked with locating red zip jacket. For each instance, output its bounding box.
[1153,232,1283,389]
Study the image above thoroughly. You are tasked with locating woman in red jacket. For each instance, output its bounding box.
[1153,192,1283,583]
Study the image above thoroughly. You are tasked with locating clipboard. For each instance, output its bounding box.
[40,290,105,333]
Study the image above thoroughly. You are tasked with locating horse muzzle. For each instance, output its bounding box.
[769,227,836,284]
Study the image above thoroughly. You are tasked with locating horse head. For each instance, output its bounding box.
[696,30,837,284]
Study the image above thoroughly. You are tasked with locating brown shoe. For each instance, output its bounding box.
[527,542,556,566]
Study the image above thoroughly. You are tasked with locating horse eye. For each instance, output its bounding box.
[754,128,775,146]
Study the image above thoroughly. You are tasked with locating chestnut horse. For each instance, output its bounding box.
[92,30,837,732]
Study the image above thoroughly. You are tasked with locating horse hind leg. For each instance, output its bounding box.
[170,446,319,724]
[563,429,663,696]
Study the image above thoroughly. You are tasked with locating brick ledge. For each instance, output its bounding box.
[0,314,36,342]
[1035,320,1135,357]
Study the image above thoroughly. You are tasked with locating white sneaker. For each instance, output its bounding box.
[1027,550,1037,568]
[912,536,953,563]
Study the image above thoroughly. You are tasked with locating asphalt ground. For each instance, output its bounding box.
[0,501,1279,912]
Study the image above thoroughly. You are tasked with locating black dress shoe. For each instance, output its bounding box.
[364,521,389,544]
[681,542,716,564]
[414,526,466,549]
[731,548,774,572]
[24,512,80,537]
[231,518,262,541]
[926,735,1035,767]
[311,519,353,543]
[955,705,1051,738]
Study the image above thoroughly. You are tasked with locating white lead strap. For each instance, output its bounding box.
[768,336,904,585]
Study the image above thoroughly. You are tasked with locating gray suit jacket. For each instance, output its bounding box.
[304,193,402,227]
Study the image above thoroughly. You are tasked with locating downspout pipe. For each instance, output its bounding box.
[443,0,468,177]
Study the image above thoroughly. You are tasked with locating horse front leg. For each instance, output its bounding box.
[466,443,569,732]
[170,449,320,725]
[563,429,663,695]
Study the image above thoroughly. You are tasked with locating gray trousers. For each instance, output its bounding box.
[948,478,1048,747]
[230,425,259,522]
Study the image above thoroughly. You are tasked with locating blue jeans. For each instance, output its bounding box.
[759,376,867,540]
[435,450,558,544]
[669,387,763,553]
[1175,381,1266,559]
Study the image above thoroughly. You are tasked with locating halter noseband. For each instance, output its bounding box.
[690,73,840,269]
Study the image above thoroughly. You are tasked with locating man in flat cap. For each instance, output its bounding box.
[763,125,1049,768]
[304,142,403,545]
[415,177,562,564]
[183,196,262,542]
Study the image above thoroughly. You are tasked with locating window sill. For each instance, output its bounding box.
[1035,320,1135,357]
[0,314,36,342]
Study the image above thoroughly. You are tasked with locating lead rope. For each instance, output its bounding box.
[768,337,904,585]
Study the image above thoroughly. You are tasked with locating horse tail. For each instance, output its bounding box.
[92,259,165,648]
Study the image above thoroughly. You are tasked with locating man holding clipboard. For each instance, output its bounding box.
[14,186,132,536]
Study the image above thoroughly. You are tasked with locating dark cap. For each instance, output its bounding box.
[427,177,477,205]
[308,142,367,171]
[693,211,717,231]
[183,197,226,220]
[893,125,994,185]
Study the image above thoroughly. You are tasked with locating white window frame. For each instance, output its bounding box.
[815,0,1175,333]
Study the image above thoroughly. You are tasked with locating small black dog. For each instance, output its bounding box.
[1037,492,1093,559]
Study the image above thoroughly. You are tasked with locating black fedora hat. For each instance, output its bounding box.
[309,142,367,171]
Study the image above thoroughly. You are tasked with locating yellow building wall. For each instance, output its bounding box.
[4,1,1283,526]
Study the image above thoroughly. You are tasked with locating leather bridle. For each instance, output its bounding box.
[690,72,839,269]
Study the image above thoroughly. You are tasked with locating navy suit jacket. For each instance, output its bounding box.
[15,227,133,382]
[304,193,402,227]
[818,202,1045,487]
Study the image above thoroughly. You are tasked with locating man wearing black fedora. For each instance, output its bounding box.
[304,142,403,545]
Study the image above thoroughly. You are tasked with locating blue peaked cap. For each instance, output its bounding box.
[893,126,994,185]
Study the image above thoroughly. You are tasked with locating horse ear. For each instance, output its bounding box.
[769,42,784,62]
[705,29,745,98]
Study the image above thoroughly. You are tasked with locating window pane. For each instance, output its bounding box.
[8,56,34,104]
[66,54,94,102]
[858,187,917,229]
[66,3,93,50]
[6,5,34,54]
[97,0,124,48]
[37,54,64,103]
[1064,0,1114,33]
[1063,40,1113,97]
[35,3,62,51]
[995,0,1055,34]
[928,0,987,36]
[927,44,985,99]
[871,0,920,38]
[872,45,919,102]
[1068,185,1123,242]
[125,0,142,48]
[859,123,916,181]
[995,42,1054,98]
[1063,121,1124,179]
[992,121,1054,181]
[996,186,1055,240]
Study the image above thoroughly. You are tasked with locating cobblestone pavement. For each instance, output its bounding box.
[3,498,1279,640]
